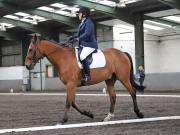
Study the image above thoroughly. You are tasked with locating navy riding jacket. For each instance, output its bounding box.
[73,18,98,49]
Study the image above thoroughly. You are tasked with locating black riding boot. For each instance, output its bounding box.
[81,59,91,82]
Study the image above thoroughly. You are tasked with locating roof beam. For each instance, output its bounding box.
[66,0,134,24]
[1,1,111,28]
[0,0,60,10]
[27,10,78,27]
[0,0,134,31]
[144,1,180,27]
[0,1,78,27]
[21,0,60,9]
[158,0,180,10]
[144,15,180,27]
[0,0,59,17]
[0,0,74,39]
[0,18,55,38]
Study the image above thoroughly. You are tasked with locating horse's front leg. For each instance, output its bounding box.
[61,82,76,124]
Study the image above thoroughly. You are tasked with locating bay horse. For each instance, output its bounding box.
[25,35,145,124]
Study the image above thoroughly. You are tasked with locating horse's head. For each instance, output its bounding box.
[25,34,44,70]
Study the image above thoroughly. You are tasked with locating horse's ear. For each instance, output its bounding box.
[32,34,38,45]
[34,34,37,43]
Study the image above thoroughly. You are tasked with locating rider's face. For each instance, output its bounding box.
[78,12,83,20]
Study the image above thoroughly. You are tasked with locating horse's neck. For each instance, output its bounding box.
[40,40,74,71]
[40,40,61,66]
[41,40,62,55]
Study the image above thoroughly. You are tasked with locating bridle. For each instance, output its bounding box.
[26,37,73,66]
[26,43,44,64]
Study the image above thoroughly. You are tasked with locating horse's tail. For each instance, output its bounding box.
[124,52,145,92]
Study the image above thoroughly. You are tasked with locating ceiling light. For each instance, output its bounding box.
[0,24,6,31]
[70,7,79,17]
[4,15,19,20]
[117,0,126,8]
[99,0,116,7]
[144,24,164,30]
[124,0,142,4]
[20,18,38,25]
[51,3,67,8]
[55,10,69,16]
[163,16,180,23]
[37,6,54,12]
[87,0,116,7]
[0,23,15,28]
[15,12,30,17]
[32,15,47,22]
[145,20,172,28]
[32,20,38,25]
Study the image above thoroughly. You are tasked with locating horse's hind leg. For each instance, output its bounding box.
[104,77,116,121]
[122,80,144,118]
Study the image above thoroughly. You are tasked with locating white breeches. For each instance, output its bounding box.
[80,47,95,61]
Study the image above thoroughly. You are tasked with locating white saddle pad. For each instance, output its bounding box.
[75,47,106,69]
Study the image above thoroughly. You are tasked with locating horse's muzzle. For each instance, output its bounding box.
[26,65,31,70]
[26,64,34,70]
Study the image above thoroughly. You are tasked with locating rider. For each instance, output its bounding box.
[69,7,98,82]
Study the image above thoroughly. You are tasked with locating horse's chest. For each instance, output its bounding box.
[59,75,67,84]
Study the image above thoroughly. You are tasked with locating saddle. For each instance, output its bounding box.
[75,47,106,69]
[77,47,97,66]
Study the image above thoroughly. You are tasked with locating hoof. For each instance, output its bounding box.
[61,118,68,124]
[137,112,144,118]
[88,113,94,119]
[83,110,94,119]
[103,113,114,122]
[88,112,94,119]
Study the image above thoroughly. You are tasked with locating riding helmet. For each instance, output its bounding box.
[77,7,90,17]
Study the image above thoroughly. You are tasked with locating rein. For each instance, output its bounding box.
[41,40,73,57]
[41,39,76,57]
[27,38,75,63]
[48,39,75,48]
